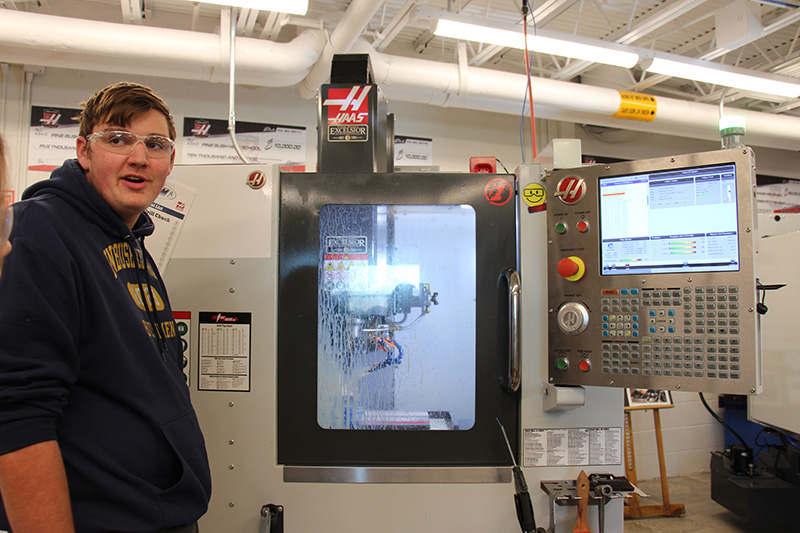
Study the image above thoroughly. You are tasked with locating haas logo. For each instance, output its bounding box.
[555,176,587,204]
[191,121,211,137]
[323,86,371,125]
[247,170,266,190]
[40,110,61,128]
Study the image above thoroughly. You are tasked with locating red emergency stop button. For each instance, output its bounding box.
[577,220,589,233]
[557,256,586,281]
[579,360,591,372]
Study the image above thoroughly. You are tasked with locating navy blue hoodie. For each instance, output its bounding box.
[0,160,211,532]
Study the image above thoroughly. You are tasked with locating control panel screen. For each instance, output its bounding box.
[599,163,739,276]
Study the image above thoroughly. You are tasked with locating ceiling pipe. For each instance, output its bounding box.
[297,0,385,98]
[2,10,800,150]
[356,40,800,151]
[0,10,325,87]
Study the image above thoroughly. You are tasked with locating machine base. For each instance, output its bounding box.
[710,451,799,526]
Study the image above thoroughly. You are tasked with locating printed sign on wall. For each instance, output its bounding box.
[198,312,252,392]
[394,136,433,166]
[181,117,306,167]
[28,106,82,171]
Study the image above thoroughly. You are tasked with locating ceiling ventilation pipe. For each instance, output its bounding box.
[2,10,800,150]
[0,10,325,87]
[298,0,386,98]
[354,40,800,151]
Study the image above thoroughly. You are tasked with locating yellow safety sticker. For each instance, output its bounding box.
[523,183,546,208]
[523,183,547,213]
[612,91,657,122]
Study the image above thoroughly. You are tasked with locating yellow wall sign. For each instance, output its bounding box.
[612,91,657,122]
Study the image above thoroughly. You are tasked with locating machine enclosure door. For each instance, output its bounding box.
[278,172,518,466]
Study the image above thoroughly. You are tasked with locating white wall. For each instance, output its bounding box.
[627,392,725,480]
[0,63,762,480]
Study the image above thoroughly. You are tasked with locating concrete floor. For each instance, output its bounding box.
[624,473,795,533]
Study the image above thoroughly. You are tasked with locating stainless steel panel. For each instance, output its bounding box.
[546,149,761,394]
[284,466,511,483]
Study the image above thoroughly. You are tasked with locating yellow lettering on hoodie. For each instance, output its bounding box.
[127,283,166,312]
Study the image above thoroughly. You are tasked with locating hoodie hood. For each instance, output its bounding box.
[22,159,155,240]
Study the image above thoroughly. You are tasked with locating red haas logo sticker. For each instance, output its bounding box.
[191,120,211,137]
[40,111,61,128]
[484,178,512,206]
[323,86,371,125]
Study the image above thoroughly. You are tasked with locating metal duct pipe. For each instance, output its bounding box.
[0,10,326,87]
[2,10,800,150]
[298,0,385,98]
[357,42,800,151]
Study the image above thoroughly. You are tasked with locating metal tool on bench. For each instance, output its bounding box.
[540,473,644,533]
[497,418,539,533]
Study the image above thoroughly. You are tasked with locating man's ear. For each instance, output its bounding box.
[76,136,90,170]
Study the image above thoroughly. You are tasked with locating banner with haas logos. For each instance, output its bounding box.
[181,117,306,169]
[28,106,82,171]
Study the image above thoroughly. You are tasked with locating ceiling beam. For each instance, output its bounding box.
[634,7,800,92]
[470,0,573,67]
[551,0,704,80]
[373,0,420,52]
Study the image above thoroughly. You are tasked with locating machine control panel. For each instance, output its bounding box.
[547,149,761,394]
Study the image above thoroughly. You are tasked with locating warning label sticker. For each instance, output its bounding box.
[323,236,369,292]
[612,91,657,122]
[523,183,547,213]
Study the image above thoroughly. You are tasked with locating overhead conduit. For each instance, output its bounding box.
[298,0,386,98]
[2,7,800,150]
[0,9,326,87]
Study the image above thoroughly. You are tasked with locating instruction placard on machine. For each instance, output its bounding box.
[198,312,251,392]
[523,427,622,467]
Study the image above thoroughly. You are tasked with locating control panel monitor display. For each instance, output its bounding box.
[546,149,760,395]
[599,164,739,276]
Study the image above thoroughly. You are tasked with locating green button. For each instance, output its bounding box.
[556,358,569,370]
[555,222,568,234]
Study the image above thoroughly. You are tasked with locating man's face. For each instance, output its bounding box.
[77,109,175,229]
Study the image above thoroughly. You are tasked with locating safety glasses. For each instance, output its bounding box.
[86,130,175,159]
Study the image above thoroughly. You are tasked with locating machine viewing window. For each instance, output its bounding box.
[317,204,476,431]
[598,163,740,276]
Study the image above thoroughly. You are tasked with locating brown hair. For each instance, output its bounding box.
[77,81,176,140]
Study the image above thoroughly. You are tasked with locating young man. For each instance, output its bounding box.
[0,82,211,532]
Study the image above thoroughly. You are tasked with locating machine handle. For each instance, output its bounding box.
[260,504,284,533]
[502,268,521,393]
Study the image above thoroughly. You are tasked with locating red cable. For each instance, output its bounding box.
[522,14,538,160]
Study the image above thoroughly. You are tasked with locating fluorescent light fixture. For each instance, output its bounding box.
[190,0,308,16]
[644,55,800,98]
[434,15,639,69]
